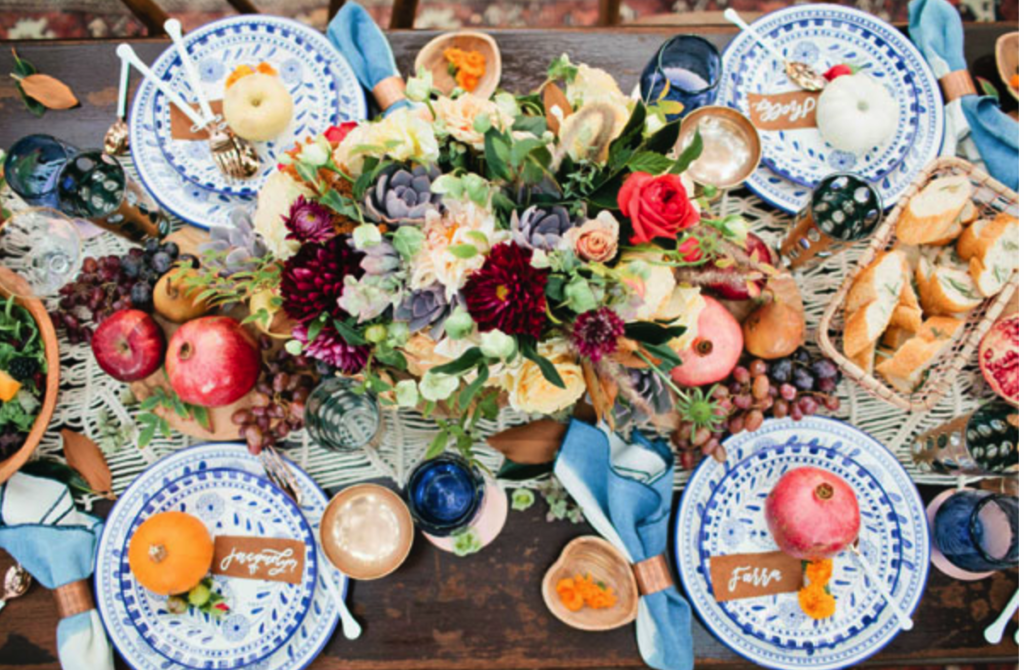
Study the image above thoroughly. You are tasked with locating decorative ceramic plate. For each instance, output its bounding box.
[147,15,365,197]
[717,4,943,212]
[96,444,346,670]
[118,467,317,669]
[675,417,929,670]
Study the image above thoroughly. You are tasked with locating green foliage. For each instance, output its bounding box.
[137,385,211,448]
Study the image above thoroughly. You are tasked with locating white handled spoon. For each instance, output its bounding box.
[116,44,208,129]
[984,589,1018,645]
[848,544,914,631]
[723,8,827,92]
[316,543,363,640]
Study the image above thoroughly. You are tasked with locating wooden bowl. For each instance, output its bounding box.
[0,266,60,484]
[413,31,501,99]
[320,484,414,581]
[996,32,1018,101]
[542,535,639,631]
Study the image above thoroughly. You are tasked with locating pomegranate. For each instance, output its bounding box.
[166,316,260,407]
[765,466,861,560]
[708,233,773,301]
[671,296,743,386]
[979,315,1018,405]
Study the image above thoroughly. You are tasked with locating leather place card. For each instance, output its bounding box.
[212,536,305,584]
[747,90,821,131]
[170,99,225,140]
[709,551,804,602]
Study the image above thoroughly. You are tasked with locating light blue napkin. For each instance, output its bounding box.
[327,2,411,116]
[555,420,693,670]
[909,0,1019,190]
[0,472,113,670]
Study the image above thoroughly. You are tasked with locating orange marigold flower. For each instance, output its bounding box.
[805,558,833,587]
[798,584,837,620]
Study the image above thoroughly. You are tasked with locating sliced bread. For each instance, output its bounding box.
[890,264,923,332]
[926,200,979,246]
[843,250,906,357]
[916,254,983,315]
[896,175,974,245]
[875,316,964,394]
[956,213,1019,297]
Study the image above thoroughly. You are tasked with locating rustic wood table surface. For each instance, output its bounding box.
[0,24,1019,670]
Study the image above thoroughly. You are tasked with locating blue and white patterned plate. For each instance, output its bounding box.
[145,15,364,197]
[96,444,346,670]
[674,417,929,670]
[717,5,943,212]
[118,467,317,669]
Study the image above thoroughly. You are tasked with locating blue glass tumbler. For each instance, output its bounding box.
[933,490,1018,573]
[405,453,485,537]
[640,35,722,120]
[3,134,78,207]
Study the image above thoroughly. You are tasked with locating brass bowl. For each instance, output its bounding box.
[413,31,501,99]
[542,536,639,632]
[676,105,762,190]
[320,483,414,581]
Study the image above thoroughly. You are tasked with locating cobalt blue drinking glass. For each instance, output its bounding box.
[640,35,722,120]
[933,490,1018,573]
[405,453,484,537]
[3,134,78,207]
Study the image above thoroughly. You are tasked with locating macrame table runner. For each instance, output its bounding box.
[0,158,979,509]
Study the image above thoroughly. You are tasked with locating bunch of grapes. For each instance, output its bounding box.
[231,338,319,454]
[673,348,842,470]
[53,239,181,344]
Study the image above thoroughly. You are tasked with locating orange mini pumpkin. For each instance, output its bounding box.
[128,511,214,595]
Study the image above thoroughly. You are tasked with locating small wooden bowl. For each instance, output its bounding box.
[320,483,414,581]
[413,31,501,99]
[0,266,60,484]
[996,32,1018,101]
[542,536,639,631]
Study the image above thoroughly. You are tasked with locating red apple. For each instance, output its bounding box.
[165,316,260,407]
[671,296,744,387]
[707,233,774,301]
[91,309,166,382]
[765,466,861,560]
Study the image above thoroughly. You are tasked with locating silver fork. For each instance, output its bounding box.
[259,444,303,506]
[164,19,260,180]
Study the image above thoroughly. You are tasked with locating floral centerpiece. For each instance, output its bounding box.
[191,55,773,459]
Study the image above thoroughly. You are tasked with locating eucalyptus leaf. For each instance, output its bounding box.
[669,127,703,175]
[431,347,485,376]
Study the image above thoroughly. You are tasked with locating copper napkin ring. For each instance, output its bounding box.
[632,554,674,596]
[372,76,407,112]
[54,579,94,619]
[939,70,978,102]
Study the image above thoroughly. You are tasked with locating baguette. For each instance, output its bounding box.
[896,175,974,245]
[915,254,983,315]
[891,264,923,332]
[926,200,979,246]
[850,344,875,375]
[843,251,906,357]
[875,316,964,394]
[956,213,1019,297]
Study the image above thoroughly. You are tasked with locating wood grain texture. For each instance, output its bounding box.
[0,26,1018,670]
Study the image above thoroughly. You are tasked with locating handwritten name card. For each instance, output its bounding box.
[212,536,305,584]
[747,90,821,131]
[709,551,803,602]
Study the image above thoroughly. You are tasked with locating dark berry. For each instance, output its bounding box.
[130,282,153,309]
[160,241,180,259]
[816,377,837,394]
[810,359,838,380]
[151,252,173,274]
[792,367,815,391]
[769,359,793,384]
[7,357,39,381]
[122,255,142,278]
[144,238,160,254]
[792,347,812,365]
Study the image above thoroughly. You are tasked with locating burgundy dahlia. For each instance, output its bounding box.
[280,235,363,323]
[463,242,548,339]
[293,322,370,374]
[572,307,625,363]
[283,196,336,244]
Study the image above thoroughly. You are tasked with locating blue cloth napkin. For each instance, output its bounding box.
[0,472,113,670]
[909,0,1019,190]
[555,420,693,670]
[327,2,410,115]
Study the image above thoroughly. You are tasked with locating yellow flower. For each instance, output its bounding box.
[566,64,630,113]
[253,171,312,260]
[332,107,439,176]
[500,340,586,414]
[433,94,513,150]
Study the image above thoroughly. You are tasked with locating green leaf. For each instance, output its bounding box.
[334,319,367,346]
[643,342,682,369]
[374,347,408,371]
[609,101,647,157]
[512,115,548,136]
[448,243,478,259]
[392,225,425,260]
[284,339,304,356]
[977,77,1000,100]
[521,340,566,389]
[484,128,512,181]
[319,189,361,220]
[295,161,320,185]
[627,151,674,174]
[457,363,490,412]
[511,137,546,168]
[645,119,681,154]
[547,54,578,84]
[11,49,45,117]
[307,313,328,344]
[624,321,687,345]
[430,347,484,376]
[669,127,703,175]
[425,426,450,459]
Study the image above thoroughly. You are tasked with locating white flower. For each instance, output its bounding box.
[333,107,439,176]
[405,68,433,102]
[566,64,630,111]
[394,379,420,408]
[616,253,677,322]
[433,94,513,150]
[352,223,382,249]
[480,330,516,360]
[409,199,506,298]
[299,139,330,166]
[419,371,460,402]
[252,171,312,260]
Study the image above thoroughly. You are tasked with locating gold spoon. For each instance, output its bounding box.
[0,564,32,614]
[104,57,131,156]
[724,9,828,92]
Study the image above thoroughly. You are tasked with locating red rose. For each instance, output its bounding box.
[678,235,705,263]
[617,172,699,245]
[325,122,358,145]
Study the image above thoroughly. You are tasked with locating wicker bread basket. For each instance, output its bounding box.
[817,157,1020,412]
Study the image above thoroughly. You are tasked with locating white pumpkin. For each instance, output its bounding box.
[816,72,899,155]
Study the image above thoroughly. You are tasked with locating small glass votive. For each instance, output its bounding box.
[304,377,384,452]
[779,173,882,271]
[640,35,722,120]
[933,490,1019,574]
[4,134,78,208]
[405,453,485,538]
[911,400,1019,477]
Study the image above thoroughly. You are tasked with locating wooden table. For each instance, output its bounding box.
[0,24,1019,670]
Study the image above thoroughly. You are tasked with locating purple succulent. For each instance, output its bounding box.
[364,164,442,226]
[511,205,577,251]
[394,284,455,337]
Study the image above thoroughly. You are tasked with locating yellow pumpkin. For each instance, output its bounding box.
[128,511,214,595]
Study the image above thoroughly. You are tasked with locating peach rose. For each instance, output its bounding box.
[566,211,619,263]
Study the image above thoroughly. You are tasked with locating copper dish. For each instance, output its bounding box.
[0,266,60,484]
[676,106,761,190]
[542,535,639,632]
[320,483,414,581]
[996,32,1019,101]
